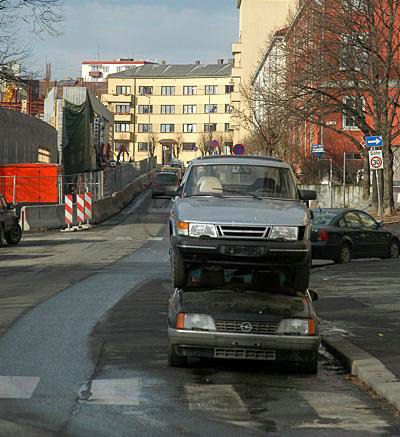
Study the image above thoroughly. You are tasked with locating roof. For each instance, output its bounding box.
[108,63,232,79]
[190,155,289,168]
[82,61,153,65]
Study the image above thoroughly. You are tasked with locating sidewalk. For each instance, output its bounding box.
[311,256,400,410]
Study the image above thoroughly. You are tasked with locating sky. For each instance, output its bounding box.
[27,0,239,79]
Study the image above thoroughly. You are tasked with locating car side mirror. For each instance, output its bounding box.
[375,220,383,229]
[299,189,317,201]
[308,289,318,301]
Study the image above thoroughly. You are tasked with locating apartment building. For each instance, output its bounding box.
[102,62,235,164]
[82,59,155,83]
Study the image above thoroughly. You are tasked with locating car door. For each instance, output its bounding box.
[343,212,364,258]
[355,211,385,257]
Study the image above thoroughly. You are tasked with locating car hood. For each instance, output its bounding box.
[181,290,310,320]
[174,197,309,226]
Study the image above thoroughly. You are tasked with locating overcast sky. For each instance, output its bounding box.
[28,0,239,79]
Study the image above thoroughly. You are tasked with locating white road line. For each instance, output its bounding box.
[147,237,163,241]
[298,391,389,432]
[0,376,40,399]
[86,378,142,406]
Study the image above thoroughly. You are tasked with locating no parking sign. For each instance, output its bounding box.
[369,150,384,170]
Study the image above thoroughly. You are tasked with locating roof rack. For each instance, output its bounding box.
[195,155,283,163]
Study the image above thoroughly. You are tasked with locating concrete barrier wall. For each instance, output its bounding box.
[300,184,368,209]
[20,172,154,231]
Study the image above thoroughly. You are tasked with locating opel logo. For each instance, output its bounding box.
[240,322,253,333]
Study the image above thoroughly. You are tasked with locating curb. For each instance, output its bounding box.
[322,335,400,411]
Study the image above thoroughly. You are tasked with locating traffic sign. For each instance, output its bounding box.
[365,136,383,148]
[211,140,219,148]
[232,144,245,155]
[311,144,324,153]
[369,150,384,170]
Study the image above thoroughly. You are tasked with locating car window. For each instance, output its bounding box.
[156,173,178,184]
[0,196,6,210]
[183,164,298,199]
[356,212,377,229]
[338,217,346,227]
[344,212,362,228]
[312,211,337,225]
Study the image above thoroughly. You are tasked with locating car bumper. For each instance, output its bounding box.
[168,328,320,361]
[174,236,310,267]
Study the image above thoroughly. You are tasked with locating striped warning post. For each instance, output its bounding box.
[84,192,93,221]
[77,194,85,224]
[65,195,73,225]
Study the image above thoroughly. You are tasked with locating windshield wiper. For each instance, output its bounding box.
[185,193,223,198]
[213,188,261,200]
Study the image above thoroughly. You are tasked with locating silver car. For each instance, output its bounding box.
[169,156,316,293]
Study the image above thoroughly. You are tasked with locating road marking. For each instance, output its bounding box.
[185,384,257,429]
[298,391,389,432]
[0,376,40,399]
[147,237,163,241]
[85,378,142,405]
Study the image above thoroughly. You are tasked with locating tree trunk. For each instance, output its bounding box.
[362,154,370,201]
[371,171,378,213]
[383,146,395,215]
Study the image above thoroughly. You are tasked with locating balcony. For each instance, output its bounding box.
[89,71,103,78]
[230,91,241,103]
[232,42,242,54]
[102,93,134,104]
[231,66,242,78]
[114,113,133,122]
[114,132,132,141]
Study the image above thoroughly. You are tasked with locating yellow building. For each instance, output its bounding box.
[102,63,235,165]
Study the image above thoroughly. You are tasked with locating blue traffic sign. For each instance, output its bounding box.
[311,144,324,153]
[365,136,383,148]
[232,144,245,155]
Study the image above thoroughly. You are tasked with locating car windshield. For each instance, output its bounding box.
[312,211,338,225]
[183,164,298,200]
[156,173,177,184]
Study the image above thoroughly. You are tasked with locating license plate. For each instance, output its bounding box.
[223,246,262,257]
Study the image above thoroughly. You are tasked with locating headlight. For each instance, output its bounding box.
[189,223,218,238]
[269,226,298,241]
[176,313,216,331]
[277,319,315,336]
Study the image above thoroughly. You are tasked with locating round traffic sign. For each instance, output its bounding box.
[370,156,383,169]
[232,144,245,155]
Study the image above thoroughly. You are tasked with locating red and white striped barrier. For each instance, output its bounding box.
[65,195,73,226]
[77,194,85,224]
[84,192,93,221]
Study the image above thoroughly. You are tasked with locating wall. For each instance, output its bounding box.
[0,108,57,164]
[301,184,368,209]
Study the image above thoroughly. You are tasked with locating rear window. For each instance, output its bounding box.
[156,173,178,184]
[312,211,337,225]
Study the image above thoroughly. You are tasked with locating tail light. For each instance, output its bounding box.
[317,229,329,241]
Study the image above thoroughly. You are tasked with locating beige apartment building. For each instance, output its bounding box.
[231,0,297,143]
[102,63,235,165]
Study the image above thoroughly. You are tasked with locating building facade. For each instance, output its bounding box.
[81,59,155,83]
[102,63,235,165]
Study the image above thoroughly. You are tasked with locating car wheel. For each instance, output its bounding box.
[298,350,318,374]
[171,245,186,288]
[0,224,4,246]
[168,344,188,368]
[386,239,400,259]
[335,243,351,264]
[5,224,22,245]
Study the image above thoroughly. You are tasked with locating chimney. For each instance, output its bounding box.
[194,60,201,65]
[217,59,224,65]
[228,58,234,65]
[161,60,166,65]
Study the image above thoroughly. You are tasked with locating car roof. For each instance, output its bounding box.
[190,155,290,168]
[312,208,372,215]
[156,171,178,175]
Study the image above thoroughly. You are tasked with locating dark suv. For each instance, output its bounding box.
[0,194,22,245]
[169,156,316,293]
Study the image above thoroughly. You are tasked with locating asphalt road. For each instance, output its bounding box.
[0,193,399,436]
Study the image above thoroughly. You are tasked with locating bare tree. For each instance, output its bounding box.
[148,132,159,157]
[197,133,210,156]
[173,133,183,158]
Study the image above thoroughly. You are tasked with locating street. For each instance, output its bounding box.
[0,192,399,436]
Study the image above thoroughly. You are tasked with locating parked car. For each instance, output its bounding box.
[169,156,316,292]
[0,194,22,245]
[167,269,320,373]
[311,208,400,263]
[151,171,180,199]
[161,165,183,180]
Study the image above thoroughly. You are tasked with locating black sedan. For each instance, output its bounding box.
[311,208,399,263]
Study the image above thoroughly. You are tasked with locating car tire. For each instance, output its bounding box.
[334,243,351,264]
[0,224,4,246]
[385,239,400,259]
[171,245,186,288]
[168,344,188,368]
[5,224,22,245]
[298,350,318,374]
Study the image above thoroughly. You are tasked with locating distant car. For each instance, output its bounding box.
[311,208,400,263]
[167,269,320,373]
[151,171,180,199]
[161,165,183,180]
[0,194,22,245]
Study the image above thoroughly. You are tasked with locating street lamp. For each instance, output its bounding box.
[140,92,151,160]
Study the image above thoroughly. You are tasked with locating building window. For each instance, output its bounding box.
[138,142,149,151]
[103,66,109,73]
[116,85,131,95]
[343,96,364,129]
[115,104,130,114]
[183,142,197,151]
[183,124,197,133]
[38,147,51,163]
[91,65,100,71]
[204,123,217,133]
[184,86,197,95]
[161,86,175,95]
[183,104,197,114]
[225,123,232,132]
[117,66,128,72]
[138,105,153,114]
[225,84,234,94]
[138,123,152,133]
[161,124,175,133]
[225,104,234,113]
[139,86,153,95]
[115,123,130,132]
[204,104,218,113]
[205,85,217,95]
[161,105,175,114]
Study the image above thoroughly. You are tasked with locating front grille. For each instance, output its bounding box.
[214,348,276,361]
[218,225,270,239]
[215,320,279,335]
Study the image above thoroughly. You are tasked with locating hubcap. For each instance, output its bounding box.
[390,243,399,258]
[342,247,350,263]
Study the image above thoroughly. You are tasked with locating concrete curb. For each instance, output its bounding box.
[322,335,400,411]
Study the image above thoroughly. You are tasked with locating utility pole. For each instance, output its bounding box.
[343,152,346,208]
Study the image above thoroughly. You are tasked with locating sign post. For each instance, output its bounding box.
[369,149,384,217]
